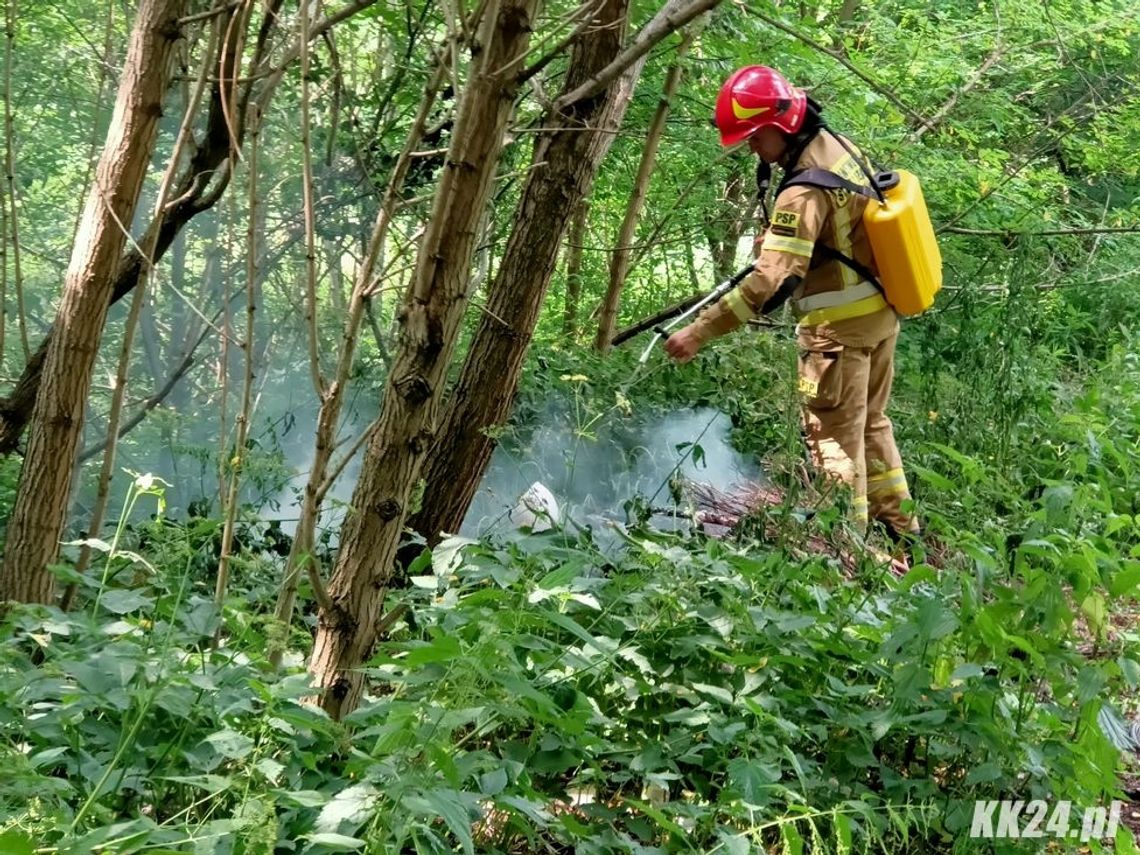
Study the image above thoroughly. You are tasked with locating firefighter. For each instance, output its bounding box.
[665,65,920,544]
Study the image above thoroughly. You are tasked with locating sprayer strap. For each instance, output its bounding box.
[777,167,890,296]
[812,244,882,291]
[781,168,880,200]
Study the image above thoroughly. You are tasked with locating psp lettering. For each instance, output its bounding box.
[969,799,1121,841]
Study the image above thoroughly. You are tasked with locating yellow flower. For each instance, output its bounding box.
[614,390,633,416]
[928,410,939,422]
[560,374,589,383]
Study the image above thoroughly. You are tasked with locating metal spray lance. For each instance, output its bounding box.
[638,161,771,364]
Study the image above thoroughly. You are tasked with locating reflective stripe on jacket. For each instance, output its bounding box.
[691,132,897,347]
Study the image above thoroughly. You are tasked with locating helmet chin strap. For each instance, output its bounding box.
[755,160,772,226]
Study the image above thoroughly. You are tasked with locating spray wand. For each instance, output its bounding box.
[637,262,753,364]
[637,159,772,364]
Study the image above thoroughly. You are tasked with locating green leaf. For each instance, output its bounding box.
[781,822,805,855]
[304,833,367,851]
[535,564,580,590]
[623,797,688,838]
[0,829,35,855]
[403,789,476,855]
[727,758,780,805]
[278,790,329,808]
[910,464,955,491]
[916,599,957,640]
[719,831,750,855]
[480,767,508,796]
[163,774,233,792]
[1111,564,1140,597]
[835,811,854,854]
[402,634,461,667]
[432,536,478,576]
[539,609,602,648]
[255,757,285,784]
[1080,593,1108,636]
[205,729,254,761]
[1119,657,1140,687]
[964,762,1003,785]
[692,682,734,704]
[317,783,379,833]
[99,589,154,614]
[950,663,986,682]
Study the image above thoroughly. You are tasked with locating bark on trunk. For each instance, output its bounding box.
[593,27,695,352]
[0,0,186,604]
[561,199,588,337]
[405,0,638,548]
[307,0,539,719]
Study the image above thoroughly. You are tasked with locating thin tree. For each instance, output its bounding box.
[307,0,542,719]
[561,198,588,337]
[270,45,455,666]
[0,0,189,604]
[407,0,721,549]
[593,24,698,352]
[4,0,27,360]
[299,0,324,399]
[705,166,753,282]
[215,106,262,612]
[61,22,220,612]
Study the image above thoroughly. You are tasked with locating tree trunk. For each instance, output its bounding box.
[405,0,640,548]
[561,198,588,337]
[307,0,540,719]
[837,0,860,25]
[0,0,186,604]
[706,166,753,282]
[593,26,696,352]
[270,48,452,668]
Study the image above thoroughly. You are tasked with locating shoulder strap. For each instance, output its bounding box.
[814,244,881,290]
[780,167,878,200]
[776,167,891,294]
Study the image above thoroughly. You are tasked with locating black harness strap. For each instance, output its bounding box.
[776,168,902,295]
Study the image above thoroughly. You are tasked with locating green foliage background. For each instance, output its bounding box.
[1,0,1140,852]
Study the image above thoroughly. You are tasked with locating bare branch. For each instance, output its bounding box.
[944,225,1140,237]
[551,0,720,112]
[519,0,607,84]
[179,2,241,26]
[744,7,930,129]
[909,47,1002,142]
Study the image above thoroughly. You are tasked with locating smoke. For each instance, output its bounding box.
[68,374,759,559]
[461,401,761,547]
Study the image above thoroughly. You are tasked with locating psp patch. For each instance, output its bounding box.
[770,208,800,237]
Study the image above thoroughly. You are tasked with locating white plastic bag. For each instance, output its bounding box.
[508,481,561,532]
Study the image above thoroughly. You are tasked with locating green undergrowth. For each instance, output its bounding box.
[4,329,1140,852]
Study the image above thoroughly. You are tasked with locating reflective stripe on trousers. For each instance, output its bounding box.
[797,328,919,534]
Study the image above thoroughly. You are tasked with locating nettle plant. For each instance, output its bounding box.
[3,346,1140,854]
[2,509,1132,853]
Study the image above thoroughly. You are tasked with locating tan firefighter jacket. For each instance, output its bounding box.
[691,131,898,349]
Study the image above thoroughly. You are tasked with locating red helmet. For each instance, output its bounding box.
[714,66,808,147]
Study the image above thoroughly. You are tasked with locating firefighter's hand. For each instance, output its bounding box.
[664,325,704,363]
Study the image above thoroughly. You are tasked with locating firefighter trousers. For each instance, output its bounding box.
[797,328,919,535]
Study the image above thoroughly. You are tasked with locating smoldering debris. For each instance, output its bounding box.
[462,406,761,546]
